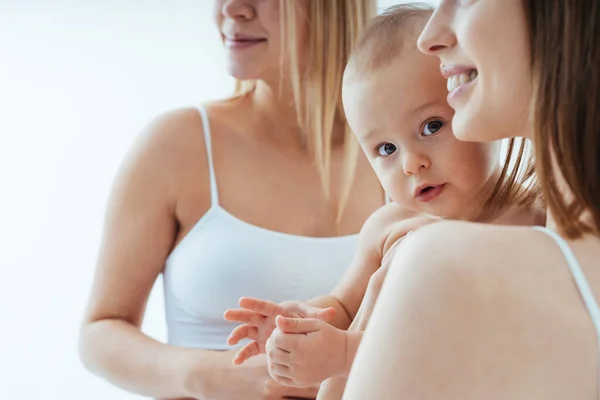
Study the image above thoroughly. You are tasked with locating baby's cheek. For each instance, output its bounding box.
[457,162,493,193]
[382,181,406,205]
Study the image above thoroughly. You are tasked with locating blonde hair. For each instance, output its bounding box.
[346,3,541,214]
[234,0,377,221]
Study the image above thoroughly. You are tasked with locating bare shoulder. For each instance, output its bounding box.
[357,203,433,257]
[116,106,214,198]
[360,203,421,234]
[350,221,596,398]
[134,106,207,159]
[138,98,249,161]
[396,220,547,270]
[362,203,442,257]
[384,220,563,328]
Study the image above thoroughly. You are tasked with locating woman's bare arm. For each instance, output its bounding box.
[79,110,212,398]
[343,221,594,399]
[80,109,320,400]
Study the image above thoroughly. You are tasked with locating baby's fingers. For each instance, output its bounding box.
[232,341,261,365]
[227,324,259,346]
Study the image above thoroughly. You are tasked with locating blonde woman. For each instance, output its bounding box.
[78,1,381,399]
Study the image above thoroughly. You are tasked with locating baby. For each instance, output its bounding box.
[224,3,544,398]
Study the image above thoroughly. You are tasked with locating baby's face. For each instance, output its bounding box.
[343,47,501,220]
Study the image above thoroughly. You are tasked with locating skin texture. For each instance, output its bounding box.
[225,24,545,393]
[78,1,383,399]
[342,1,600,399]
[342,43,502,221]
[225,205,439,365]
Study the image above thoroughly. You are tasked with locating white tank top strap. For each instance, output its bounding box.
[196,104,219,206]
[533,225,600,395]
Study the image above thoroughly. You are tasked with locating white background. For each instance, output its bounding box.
[0,1,432,398]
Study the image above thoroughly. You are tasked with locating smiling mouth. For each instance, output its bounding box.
[447,69,478,92]
[229,38,266,43]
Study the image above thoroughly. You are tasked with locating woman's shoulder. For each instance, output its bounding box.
[141,96,247,146]
[371,221,596,398]
[393,220,554,290]
[138,106,206,149]
[114,106,214,202]
[134,97,249,161]
[389,220,583,319]
[404,220,544,259]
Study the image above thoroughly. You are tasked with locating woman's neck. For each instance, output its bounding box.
[252,80,297,124]
[470,167,545,226]
[242,80,304,147]
[248,79,347,148]
[489,202,546,226]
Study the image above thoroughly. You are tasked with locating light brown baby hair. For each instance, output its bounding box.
[344,3,541,216]
[345,3,434,80]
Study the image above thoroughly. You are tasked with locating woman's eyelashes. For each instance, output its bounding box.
[376,142,397,157]
[421,119,445,136]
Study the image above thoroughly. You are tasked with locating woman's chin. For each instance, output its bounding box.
[451,113,501,143]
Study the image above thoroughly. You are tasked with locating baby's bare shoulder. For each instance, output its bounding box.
[359,203,440,258]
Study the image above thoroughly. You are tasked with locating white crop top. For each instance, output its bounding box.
[163,105,374,350]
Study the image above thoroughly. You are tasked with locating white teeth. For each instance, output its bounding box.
[446,70,478,92]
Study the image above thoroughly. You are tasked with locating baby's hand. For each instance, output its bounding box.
[224,297,336,365]
[265,316,347,388]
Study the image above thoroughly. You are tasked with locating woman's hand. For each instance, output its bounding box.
[224,298,336,365]
[190,353,319,400]
[265,316,348,388]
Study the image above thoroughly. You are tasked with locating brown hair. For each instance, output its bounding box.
[235,0,377,221]
[346,3,541,216]
[523,0,600,238]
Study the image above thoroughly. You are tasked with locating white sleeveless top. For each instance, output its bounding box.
[534,226,600,396]
[163,105,374,350]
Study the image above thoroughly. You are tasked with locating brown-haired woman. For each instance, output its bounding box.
[344,0,600,398]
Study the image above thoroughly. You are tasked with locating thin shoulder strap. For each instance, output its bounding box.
[534,226,600,396]
[196,104,219,205]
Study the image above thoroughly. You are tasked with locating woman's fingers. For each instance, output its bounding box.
[232,341,261,365]
[227,324,259,346]
[224,308,267,326]
[239,297,281,316]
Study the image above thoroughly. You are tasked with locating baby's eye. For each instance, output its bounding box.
[376,143,397,157]
[422,119,444,136]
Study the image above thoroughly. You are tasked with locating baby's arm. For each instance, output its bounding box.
[327,203,434,327]
[224,204,417,334]
[225,204,437,365]
[265,247,395,389]
[267,213,441,389]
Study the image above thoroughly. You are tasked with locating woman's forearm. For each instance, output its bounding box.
[79,319,231,399]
